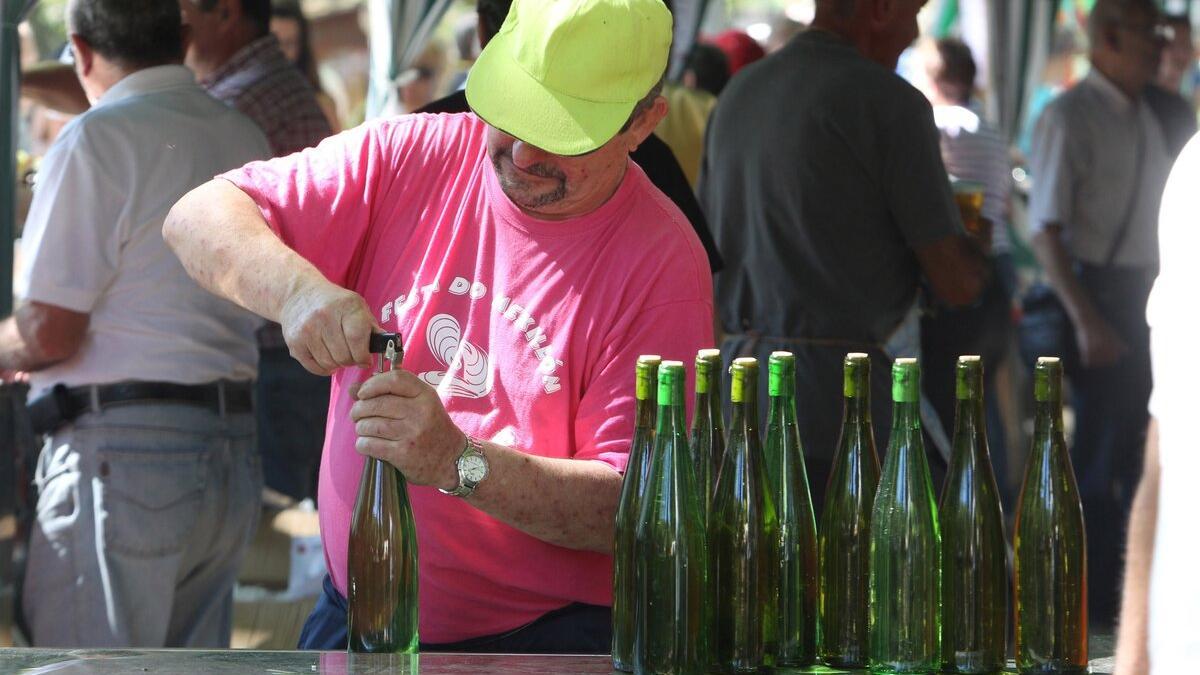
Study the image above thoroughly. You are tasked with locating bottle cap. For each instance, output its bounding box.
[844,352,870,399]
[635,355,662,402]
[892,358,920,403]
[729,357,758,404]
[955,355,983,400]
[657,361,685,406]
[768,351,795,397]
[1034,356,1063,402]
[694,349,721,393]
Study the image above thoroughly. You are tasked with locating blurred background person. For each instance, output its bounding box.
[1027,0,1173,629]
[270,0,342,132]
[682,42,729,98]
[386,39,449,115]
[1157,13,1195,95]
[1144,13,1198,160]
[711,28,766,77]
[700,0,988,506]
[917,37,1018,509]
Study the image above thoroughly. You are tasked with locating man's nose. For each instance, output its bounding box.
[511,139,552,170]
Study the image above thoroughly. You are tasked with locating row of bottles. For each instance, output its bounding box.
[613,351,1087,674]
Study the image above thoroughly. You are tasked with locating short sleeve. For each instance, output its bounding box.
[220,119,412,287]
[17,121,126,312]
[879,92,962,247]
[1027,103,1075,236]
[572,298,714,473]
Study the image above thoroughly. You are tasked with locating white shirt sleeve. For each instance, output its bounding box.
[1147,134,1200,422]
[17,118,128,312]
[1027,103,1075,237]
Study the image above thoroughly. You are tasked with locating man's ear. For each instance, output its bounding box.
[68,33,94,77]
[623,95,668,151]
[866,0,898,32]
[217,0,239,25]
[180,23,193,59]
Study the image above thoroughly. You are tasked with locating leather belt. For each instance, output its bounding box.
[27,380,254,436]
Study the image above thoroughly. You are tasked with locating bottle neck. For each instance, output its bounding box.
[1033,397,1065,436]
[767,391,796,427]
[635,397,655,430]
[891,399,922,433]
[842,393,871,427]
[730,391,758,434]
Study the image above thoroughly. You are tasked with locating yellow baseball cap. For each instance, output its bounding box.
[466,0,673,156]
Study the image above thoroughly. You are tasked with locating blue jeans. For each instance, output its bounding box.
[257,347,329,501]
[22,401,261,647]
[299,575,612,654]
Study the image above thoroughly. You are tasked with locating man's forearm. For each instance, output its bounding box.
[0,302,89,372]
[1031,227,1100,326]
[0,316,41,372]
[1114,419,1160,674]
[465,441,621,553]
[164,179,330,321]
[22,62,90,115]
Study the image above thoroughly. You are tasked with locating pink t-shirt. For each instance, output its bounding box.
[223,113,714,643]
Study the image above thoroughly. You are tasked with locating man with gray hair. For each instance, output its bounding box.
[0,0,270,647]
[1028,0,1173,627]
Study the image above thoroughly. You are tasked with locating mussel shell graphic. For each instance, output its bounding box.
[419,314,493,398]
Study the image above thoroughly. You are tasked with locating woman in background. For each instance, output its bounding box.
[271,1,342,132]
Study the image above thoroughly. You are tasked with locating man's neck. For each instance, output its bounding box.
[1092,57,1145,101]
[809,12,893,68]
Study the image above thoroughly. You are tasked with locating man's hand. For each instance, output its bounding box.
[351,369,465,490]
[278,281,380,375]
[1076,312,1127,368]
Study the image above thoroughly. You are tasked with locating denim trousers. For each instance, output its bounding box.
[22,401,261,647]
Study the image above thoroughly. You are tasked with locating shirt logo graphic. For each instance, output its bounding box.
[419,313,493,399]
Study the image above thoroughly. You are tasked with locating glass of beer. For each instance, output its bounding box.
[951,179,986,236]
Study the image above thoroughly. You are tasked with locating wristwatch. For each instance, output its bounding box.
[439,436,489,498]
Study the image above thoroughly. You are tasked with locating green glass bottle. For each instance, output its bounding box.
[764,351,818,667]
[690,348,725,524]
[712,357,779,673]
[868,358,941,673]
[633,361,709,675]
[611,354,661,672]
[1014,357,1087,674]
[348,334,418,653]
[939,356,1007,674]
[818,352,880,669]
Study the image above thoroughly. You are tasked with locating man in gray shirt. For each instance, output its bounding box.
[700,0,986,501]
[1028,0,1172,627]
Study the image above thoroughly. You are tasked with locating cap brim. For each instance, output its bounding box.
[466,29,636,156]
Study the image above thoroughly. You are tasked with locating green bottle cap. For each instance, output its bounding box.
[955,355,983,400]
[1034,356,1063,402]
[694,348,721,394]
[729,357,758,403]
[768,351,795,397]
[635,355,662,402]
[892,358,920,403]
[844,352,870,399]
[657,361,685,406]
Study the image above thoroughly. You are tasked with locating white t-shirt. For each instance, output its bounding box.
[1146,131,1200,672]
[16,65,271,397]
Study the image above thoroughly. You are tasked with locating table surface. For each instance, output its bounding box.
[0,637,1115,674]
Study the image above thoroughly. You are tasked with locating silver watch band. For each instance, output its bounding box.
[439,436,487,498]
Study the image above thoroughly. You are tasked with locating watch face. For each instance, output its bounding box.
[461,454,488,482]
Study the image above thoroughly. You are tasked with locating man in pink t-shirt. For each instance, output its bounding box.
[163,0,713,653]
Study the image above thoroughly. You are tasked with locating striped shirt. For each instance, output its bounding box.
[933,104,1012,254]
[202,35,331,157]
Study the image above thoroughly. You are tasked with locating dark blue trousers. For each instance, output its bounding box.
[299,575,612,654]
